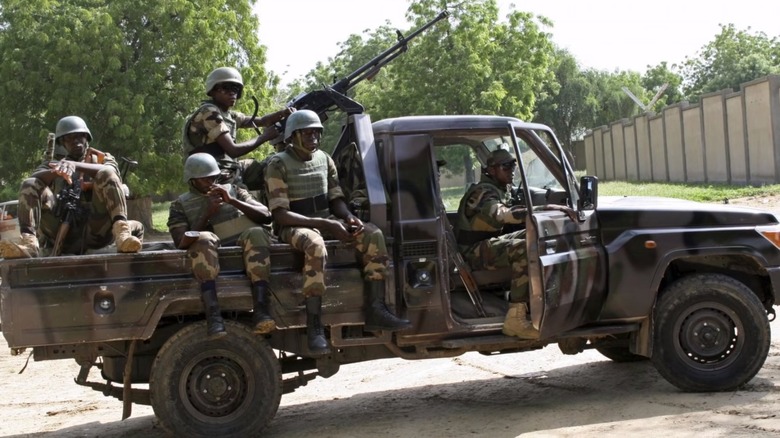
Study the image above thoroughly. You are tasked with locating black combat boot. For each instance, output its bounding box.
[201,281,226,339]
[305,296,330,355]
[251,281,276,334]
[364,281,412,331]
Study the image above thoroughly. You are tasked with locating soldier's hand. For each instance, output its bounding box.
[541,204,579,222]
[48,159,75,185]
[207,185,232,203]
[345,215,364,235]
[323,218,355,242]
[263,124,279,139]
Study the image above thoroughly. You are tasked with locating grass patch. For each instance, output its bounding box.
[151,202,169,233]
[598,181,780,202]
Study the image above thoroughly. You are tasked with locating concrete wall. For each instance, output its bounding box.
[583,74,780,185]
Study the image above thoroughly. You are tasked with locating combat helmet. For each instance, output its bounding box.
[184,153,221,182]
[55,116,92,143]
[284,109,323,141]
[205,67,244,98]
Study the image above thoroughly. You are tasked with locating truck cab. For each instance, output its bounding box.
[2,113,778,438]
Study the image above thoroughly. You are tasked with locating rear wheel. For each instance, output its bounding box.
[652,273,769,392]
[149,320,282,437]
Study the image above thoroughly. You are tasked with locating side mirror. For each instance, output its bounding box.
[578,176,598,210]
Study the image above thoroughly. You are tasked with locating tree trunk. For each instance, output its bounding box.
[127,196,153,232]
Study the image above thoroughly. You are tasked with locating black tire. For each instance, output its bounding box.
[652,273,770,392]
[149,320,282,437]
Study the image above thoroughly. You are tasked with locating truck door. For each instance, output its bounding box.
[508,123,607,338]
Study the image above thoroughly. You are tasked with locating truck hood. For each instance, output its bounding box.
[596,196,779,240]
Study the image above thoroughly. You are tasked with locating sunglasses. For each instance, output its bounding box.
[497,162,516,170]
[217,83,243,94]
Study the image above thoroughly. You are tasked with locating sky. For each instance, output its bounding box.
[254,0,780,87]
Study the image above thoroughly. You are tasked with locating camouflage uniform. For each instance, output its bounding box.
[456,174,529,302]
[182,101,264,190]
[17,149,143,255]
[167,183,271,283]
[265,145,389,298]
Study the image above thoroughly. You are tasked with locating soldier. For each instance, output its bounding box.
[0,116,143,258]
[168,153,275,338]
[265,109,411,355]
[182,66,294,189]
[455,148,575,338]
[245,130,286,207]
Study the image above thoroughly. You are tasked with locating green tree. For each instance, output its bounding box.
[680,24,780,98]
[533,49,597,154]
[294,0,555,180]
[585,69,646,127]
[641,61,685,111]
[0,0,274,202]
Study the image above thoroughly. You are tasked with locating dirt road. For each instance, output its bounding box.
[2,322,780,438]
[3,197,780,437]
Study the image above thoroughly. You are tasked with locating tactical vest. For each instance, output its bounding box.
[279,149,330,218]
[178,184,254,244]
[181,102,238,169]
[455,181,507,246]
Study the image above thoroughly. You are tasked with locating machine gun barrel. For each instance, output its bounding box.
[288,11,449,119]
[332,10,449,93]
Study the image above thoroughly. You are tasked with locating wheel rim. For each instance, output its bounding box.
[179,350,253,420]
[674,301,743,370]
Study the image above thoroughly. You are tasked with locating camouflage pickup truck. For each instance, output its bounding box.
[2,113,780,437]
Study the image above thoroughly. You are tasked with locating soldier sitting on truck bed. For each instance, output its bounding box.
[0,116,143,258]
[168,153,275,338]
[182,66,294,190]
[265,109,412,355]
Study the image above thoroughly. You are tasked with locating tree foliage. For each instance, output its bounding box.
[679,24,780,98]
[641,62,684,112]
[0,0,274,200]
[533,49,597,153]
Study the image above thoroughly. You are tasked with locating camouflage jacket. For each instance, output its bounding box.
[181,100,251,167]
[455,174,528,248]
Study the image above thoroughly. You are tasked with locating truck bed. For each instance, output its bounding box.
[0,241,377,348]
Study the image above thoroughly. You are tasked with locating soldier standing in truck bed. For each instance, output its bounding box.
[264,109,412,355]
[182,66,295,190]
[0,116,143,258]
[168,153,276,338]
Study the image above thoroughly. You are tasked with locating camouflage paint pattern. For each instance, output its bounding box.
[457,174,530,302]
[278,220,388,297]
[17,165,142,254]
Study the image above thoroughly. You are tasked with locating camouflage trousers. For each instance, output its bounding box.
[18,169,143,254]
[188,227,271,283]
[279,220,389,298]
[463,229,528,302]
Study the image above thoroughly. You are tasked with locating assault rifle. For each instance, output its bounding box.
[287,10,449,122]
[51,175,84,256]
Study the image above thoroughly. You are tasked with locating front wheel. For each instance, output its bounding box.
[652,273,770,392]
[149,320,282,437]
